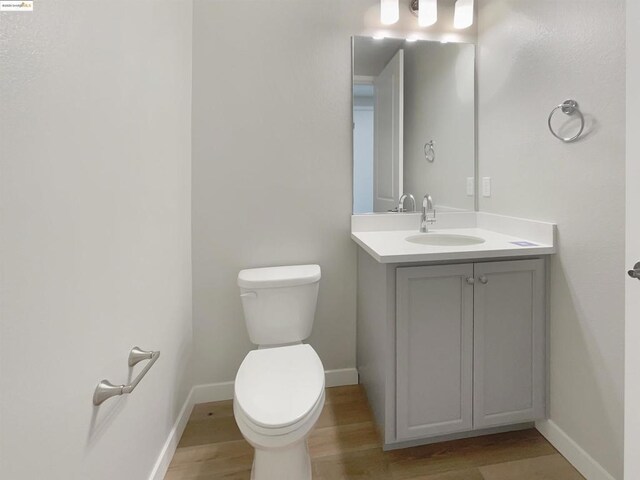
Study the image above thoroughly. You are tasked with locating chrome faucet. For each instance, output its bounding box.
[398,194,416,213]
[420,194,436,232]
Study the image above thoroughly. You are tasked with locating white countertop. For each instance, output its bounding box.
[351,213,556,264]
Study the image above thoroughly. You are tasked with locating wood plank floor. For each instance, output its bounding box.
[165,385,584,480]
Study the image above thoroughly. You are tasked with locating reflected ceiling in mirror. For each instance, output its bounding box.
[352,36,476,214]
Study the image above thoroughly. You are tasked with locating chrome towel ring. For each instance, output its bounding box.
[548,99,585,143]
[424,140,435,162]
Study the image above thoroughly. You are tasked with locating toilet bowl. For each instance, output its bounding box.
[233,265,325,480]
[234,344,325,479]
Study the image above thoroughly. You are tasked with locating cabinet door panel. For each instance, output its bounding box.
[473,259,546,428]
[396,264,474,440]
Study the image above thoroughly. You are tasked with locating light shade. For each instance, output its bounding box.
[454,0,474,29]
[380,0,399,25]
[419,0,437,27]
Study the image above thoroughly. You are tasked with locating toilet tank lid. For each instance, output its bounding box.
[237,264,321,289]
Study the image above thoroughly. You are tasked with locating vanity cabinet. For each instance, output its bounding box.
[472,260,546,429]
[396,264,474,440]
[356,249,547,448]
[395,259,545,442]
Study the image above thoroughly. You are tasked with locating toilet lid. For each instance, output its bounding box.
[234,344,325,430]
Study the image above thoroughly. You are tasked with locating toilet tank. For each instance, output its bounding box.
[237,265,321,346]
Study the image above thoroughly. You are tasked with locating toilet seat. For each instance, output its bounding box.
[234,344,325,436]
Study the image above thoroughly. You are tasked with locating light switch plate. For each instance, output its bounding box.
[482,177,491,197]
[466,177,474,196]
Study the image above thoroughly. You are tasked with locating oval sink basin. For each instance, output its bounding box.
[405,233,486,246]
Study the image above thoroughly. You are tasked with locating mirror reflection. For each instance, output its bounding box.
[352,36,476,214]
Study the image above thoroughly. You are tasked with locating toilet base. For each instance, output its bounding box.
[251,439,311,480]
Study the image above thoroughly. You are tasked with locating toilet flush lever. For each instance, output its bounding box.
[628,262,640,280]
[240,292,257,298]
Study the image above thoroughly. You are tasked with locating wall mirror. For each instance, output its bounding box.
[352,36,476,214]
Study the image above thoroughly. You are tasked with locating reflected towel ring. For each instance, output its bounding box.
[424,140,435,162]
[548,99,585,143]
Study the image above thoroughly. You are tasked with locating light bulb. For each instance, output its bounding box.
[454,0,474,29]
[419,0,437,27]
[380,0,399,25]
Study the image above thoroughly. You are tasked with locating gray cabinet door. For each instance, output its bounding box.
[396,264,474,440]
[473,259,546,428]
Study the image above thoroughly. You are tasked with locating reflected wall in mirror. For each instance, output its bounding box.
[352,36,476,214]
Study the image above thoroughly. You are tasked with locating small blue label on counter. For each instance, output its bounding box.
[511,241,538,247]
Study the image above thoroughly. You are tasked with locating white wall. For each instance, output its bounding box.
[626,1,640,478]
[0,1,193,479]
[477,1,625,478]
[404,41,475,210]
[192,0,475,387]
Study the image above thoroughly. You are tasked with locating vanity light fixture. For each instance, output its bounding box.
[409,0,437,27]
[418,0,437,27]
[406,0,473,29]
[454,0,474,29]
[380,0,399,25]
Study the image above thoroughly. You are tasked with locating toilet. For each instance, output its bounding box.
[233,264,325,480]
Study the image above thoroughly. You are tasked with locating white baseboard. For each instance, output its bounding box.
[192,380,235,404]
[191,368,359,404]
[148,388,196,480]
[536,420,616,480]
[325,368,359,388]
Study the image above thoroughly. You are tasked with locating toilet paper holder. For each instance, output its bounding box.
[93,347,160,406]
